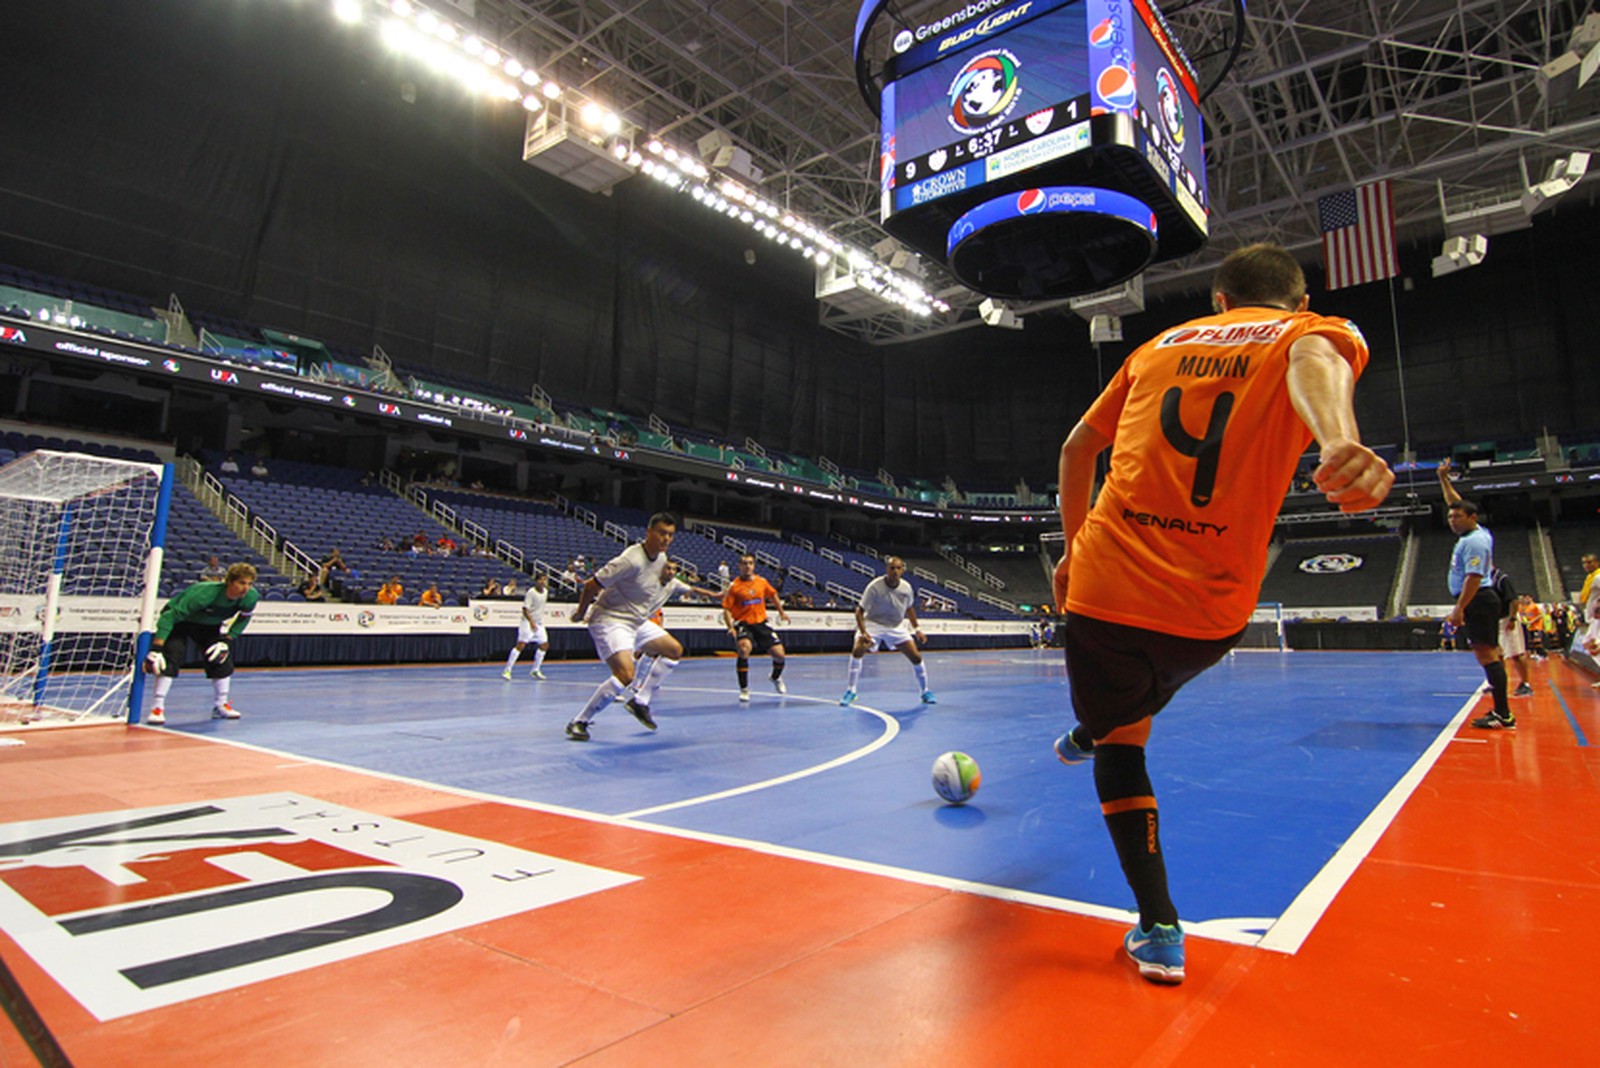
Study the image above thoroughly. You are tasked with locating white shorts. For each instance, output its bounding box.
[861,621,914,651]
[589,618,669,661]
[1583,619,1600,652]
[1498,616,1525,658]
[517,620,548,645]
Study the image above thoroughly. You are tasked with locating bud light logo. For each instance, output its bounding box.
[947,50,1020,133]
[1156,68,1185,149]
[1089,18,1115,47]
[1096,64,1136,110]
[1016,189,1048,214]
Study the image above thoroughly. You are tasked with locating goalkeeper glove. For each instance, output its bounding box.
[205,641,231,664]
[145,649,166,674]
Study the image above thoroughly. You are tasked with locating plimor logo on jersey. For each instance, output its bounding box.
[0,793,637,1020]
[1299,553,1363,574]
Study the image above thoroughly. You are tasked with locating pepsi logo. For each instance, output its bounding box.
[1016,189,1047,214]
[1089,18,1116,47]
[1024,108,1054,136]
[928,149,947,171]
[1096,64,1137,110]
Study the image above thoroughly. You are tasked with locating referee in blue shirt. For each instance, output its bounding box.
[1438,459,1515,729]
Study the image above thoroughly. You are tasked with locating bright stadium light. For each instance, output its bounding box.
[332,0,363,26]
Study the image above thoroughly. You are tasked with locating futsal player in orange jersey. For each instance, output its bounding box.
[722,553,791,701]
[1052,244,1395,984]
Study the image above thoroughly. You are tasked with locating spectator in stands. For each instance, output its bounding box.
[219,453,240,474]
[1437,459,1516,728]
[419,583,443,609]
[718,560,731,591]
[249,456,269,477]
[299,571,327,602]
[479,577,502,598]
[1050,243,1392,986]
[411,532,429,551]
[377,535,396,552]
[377,576,403,605]
[320,548,351,598]
[502,577,520,598]
[198,555,227,582]
[437,535,457,554]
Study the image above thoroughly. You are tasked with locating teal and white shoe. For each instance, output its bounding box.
[839,689,858,707]
[1125,922,1185,984]
[1054,727,1095,765]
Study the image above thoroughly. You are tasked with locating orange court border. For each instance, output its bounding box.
[0,656,1597,1066]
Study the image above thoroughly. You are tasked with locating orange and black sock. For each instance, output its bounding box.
[1094,744,1177,929]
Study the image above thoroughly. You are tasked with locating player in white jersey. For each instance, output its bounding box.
[502,573,551,679]
[565,513,683,741]
[840,556,935,707]
[624,558,722,707]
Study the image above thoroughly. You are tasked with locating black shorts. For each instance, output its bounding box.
[1460,587,1502,647]
[734,622,782,654]
[156,621,234,679]
[1061,612,1243,740]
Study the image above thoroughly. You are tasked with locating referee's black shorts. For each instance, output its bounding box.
[1061,612,1243,740]
[1460,587,1503,647]
[734,621,782,653]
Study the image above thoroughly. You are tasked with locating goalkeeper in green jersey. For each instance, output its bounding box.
[144,563,260,724]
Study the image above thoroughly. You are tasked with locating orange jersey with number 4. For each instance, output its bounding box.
[1068,307,1370,640]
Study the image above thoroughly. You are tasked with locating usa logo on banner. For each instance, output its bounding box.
[1318,180,1398,290]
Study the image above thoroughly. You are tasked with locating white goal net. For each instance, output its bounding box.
[0,451,169,727]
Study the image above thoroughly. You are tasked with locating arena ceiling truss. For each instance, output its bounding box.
[466,0,1599,342]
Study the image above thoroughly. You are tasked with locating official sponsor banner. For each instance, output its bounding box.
[0,793,638,1020]
[1280,605,1379,622]
[1,597,1029,638]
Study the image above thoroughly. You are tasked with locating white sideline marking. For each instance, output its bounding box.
[1254,690,1479,954]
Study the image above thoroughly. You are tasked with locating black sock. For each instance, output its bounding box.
[770,660,785,681]
[1483,659,1511,718]
[737,657,749,689]
[1094,744,1178,929]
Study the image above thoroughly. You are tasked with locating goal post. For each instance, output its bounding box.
[0,451,171,728]
[1238,602,1288,652]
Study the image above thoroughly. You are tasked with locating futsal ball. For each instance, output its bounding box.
[931,751,981,805]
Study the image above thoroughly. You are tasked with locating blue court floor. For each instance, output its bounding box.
[151,649,1481,944]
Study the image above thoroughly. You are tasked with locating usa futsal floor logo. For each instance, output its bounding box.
[0,793,637,1020]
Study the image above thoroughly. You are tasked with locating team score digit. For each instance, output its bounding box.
[1159,385,1235,507]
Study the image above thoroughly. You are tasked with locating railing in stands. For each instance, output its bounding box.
[647,412,670,435]
[920,589,958,612]
[724,535,748,553]
[947,579,970,596]
[849,560,875,576]
[279,539,318,577]
[574,506,598,529]
[744,437,767,459]
[461,518,489,546]
[789,565,817,587]
[913,566,938,583]
[976,591,1018,613]
[250,515,278,546]
[603,520,630,543]
[754,549,781,569]
[224,493,249,526]
[430,500,457,528]
[791,534,815,552]
[496,540,525,569]
[379,469,401,494]
[819,547,843,564]
[818,456,840,477]
[855,542,881,559]
[826,580,861,604]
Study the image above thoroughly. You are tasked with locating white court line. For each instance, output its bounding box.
[616,696,899,818]
[1254,688,1481,954]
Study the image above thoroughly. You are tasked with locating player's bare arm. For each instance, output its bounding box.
[1287,334,1394,513]
[1436,456,1463,506]
[1055,419,1113,610]
[571,577,602,622]
[771,593,790,625]
[907,606,925,644]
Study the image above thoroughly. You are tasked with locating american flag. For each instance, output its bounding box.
[1318,180,1398,290]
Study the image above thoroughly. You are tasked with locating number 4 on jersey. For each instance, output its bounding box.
[1159,387,1235,507]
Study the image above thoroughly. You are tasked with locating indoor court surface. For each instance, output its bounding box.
[2,647,1598,1065]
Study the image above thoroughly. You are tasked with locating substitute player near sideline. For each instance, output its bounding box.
[565,513,686,742]
[1052,245,1393,985]
[502,572,551,679]
[722,553,791,702]
[840,557,935,707]
[144,562,260,725]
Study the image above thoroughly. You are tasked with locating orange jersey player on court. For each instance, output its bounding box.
[722,553,791,702]
[1052,244,1394,985]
